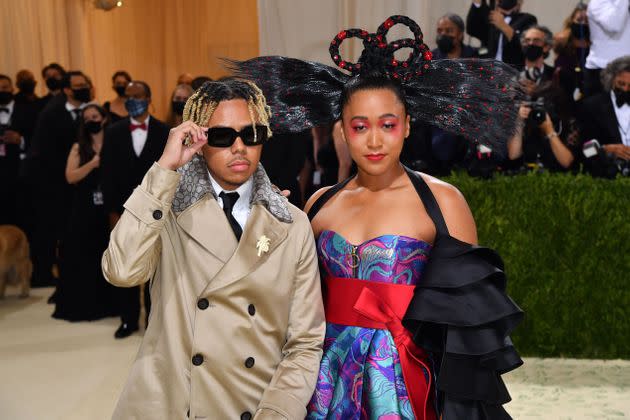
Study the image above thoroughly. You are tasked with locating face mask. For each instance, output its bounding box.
[46,77,62,91]
[570,23,590,40]
[125,98,149,118]
[436,35,456,54]
[72,87,91,104]
[172,100,186,116]
[18,80,36,95]
[523,45,544,61]
[0,91,14,105]
[114,85,127,97]
[499,0,518,11]
[84,120,104,134]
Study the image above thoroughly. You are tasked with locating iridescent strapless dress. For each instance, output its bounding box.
[307,230,434,419]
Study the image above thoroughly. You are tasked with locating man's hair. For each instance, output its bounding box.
[183,77,272,139]
[0,74,12,84]
[601,55,630,92]
[62,71,88,89]
[129,80,152,98]
[439,13,465,33]
[112,70,132,84]
[521,25,553,47]
[41,63,66,79]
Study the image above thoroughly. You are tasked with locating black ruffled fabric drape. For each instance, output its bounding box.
[403,234,524,420]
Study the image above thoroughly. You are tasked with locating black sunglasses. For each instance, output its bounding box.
[206,125,269,147]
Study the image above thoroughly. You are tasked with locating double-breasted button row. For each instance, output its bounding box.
[192,354,203,366]
[152,209,163,220]
[197,298,209,310]
[241,411,252,420]
[248,304,255,316]
[244,357,255,368]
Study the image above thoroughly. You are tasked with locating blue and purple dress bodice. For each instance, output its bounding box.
[307,230,433,420]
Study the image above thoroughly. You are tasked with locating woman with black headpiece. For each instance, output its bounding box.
[230,15,524,419]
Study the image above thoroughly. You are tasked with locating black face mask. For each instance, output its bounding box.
[0,91,14,105]
[172,100,186,116]
[436,35,456,54]
[18,80,36,95]
[499,0,518,11]
[570,23,590,40]
[84,120,104,134]
[114,85,127,97]
[72,87,91,104]
[523,45,544,61]
[46,77,62,91]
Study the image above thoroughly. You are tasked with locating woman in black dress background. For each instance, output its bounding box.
[53,104,118,321]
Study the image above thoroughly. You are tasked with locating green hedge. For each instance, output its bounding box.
[443,172,630,359]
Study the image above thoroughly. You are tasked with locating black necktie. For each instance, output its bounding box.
[219,191,243,241]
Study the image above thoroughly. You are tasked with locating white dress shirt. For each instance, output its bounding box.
[208,171,253,231]
[65,101,85,120]
[130,115,150,157]
[612,90,630,146]
[586,0,630,69]
[0,99,13,126]
[495,15,512,62]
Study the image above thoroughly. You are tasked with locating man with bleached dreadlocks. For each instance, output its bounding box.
[102,78,325,420]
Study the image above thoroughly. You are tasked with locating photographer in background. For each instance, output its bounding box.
[467,0,537,69]
[507,30,581,172]
[578,56,630,174]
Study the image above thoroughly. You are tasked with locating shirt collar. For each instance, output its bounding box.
[130,115,151,126]
[207,170,253,208]
[1,100,15,113]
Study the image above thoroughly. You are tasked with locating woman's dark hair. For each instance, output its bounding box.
[41,62,66,79]
[340,72,408,116]
[112,70,132,83]
[78,104,109,164]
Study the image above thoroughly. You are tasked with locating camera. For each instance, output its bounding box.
[522,98,546,125]
[582,139,629,178]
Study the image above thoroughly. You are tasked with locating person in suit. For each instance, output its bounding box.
[432,13,479,60]
[38,63,66,112]
[14,70,39,106]
[260,129,310,208]
[579,55,630,161]
[0,75,37,226]
[466,0,537,69]
[100,80,169,338]
[519,25,556,96]
[25,70,92,288]
[102,78,325,419]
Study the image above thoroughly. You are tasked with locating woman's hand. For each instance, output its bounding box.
[157,121,208,171]
[89,153,100,169]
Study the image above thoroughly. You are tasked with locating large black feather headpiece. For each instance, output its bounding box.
[227,15,523,154]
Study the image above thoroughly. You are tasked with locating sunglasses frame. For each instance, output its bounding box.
[206,125,269,148]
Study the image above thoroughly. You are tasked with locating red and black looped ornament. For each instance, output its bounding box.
[227,15,524,156]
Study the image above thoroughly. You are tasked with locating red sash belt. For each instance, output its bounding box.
[324,276,436,420]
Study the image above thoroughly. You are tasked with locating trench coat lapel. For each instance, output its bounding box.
[176,196,237,263]
[204,204,288,293]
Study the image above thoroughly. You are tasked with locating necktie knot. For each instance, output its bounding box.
[219,191,242,240]
[130,122,147,131]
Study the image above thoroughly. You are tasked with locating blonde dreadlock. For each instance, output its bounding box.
[182,78,272,145]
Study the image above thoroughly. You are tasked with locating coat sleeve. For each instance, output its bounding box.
[588,0,629,34]
[466,0,490,45]
[102,162,180,287]
[254,217,326,420]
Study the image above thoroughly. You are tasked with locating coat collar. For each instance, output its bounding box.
[171,154,293,223]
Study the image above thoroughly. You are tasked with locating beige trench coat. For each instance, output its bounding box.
[102,162,325,420]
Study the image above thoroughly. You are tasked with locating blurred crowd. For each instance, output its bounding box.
[0,0,628,338]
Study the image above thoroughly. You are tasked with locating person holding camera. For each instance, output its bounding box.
[508,41,581,173]
[578,56,630,163]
